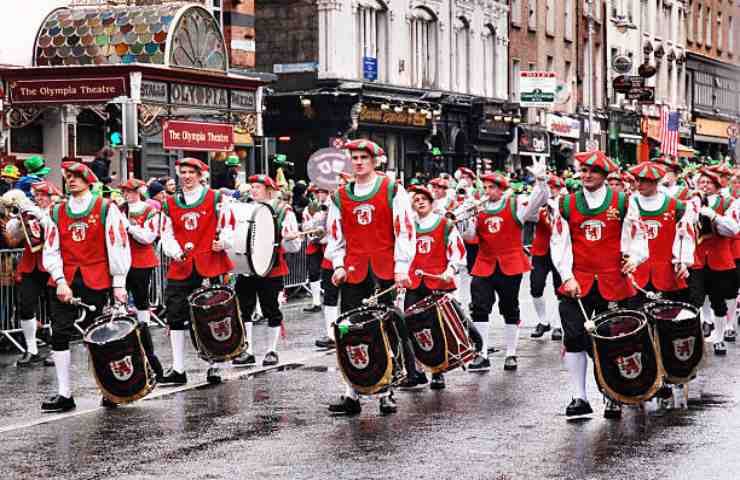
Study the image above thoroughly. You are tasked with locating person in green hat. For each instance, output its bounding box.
[17,156,52,199]
[1,164,21,195]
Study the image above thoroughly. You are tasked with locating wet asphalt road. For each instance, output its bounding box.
[1,276,740,480]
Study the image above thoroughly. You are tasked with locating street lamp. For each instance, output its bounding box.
[585,0,596,148]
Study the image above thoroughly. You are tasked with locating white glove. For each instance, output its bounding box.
[699,206,717,221]
[20,203,44,219]
[526,157,548,182]
[440,266,455,283]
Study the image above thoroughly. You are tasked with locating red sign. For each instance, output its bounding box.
[9,77,127,104]
[163,120,234,152]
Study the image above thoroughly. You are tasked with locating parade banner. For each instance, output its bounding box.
[9,77,127,104]
[163,120,234,152]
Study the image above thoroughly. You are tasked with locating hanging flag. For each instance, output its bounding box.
[660,106,679,158]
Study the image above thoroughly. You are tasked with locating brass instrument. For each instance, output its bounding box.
[1,190,44,252]
[447,197,487,223]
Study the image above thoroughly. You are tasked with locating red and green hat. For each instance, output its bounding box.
[652,155,681,172]
[344,139,385,160]
[699,167,723,187]
[430,177,450,189]
[708,162,732,177]
[31,180,63,197]
[456,167,476,179]
[176,157,209,172]
[248,174,278,190]
[24,156,50,177]
[118,178,146,192]
[547,175,565,189]
[480,172,509,190]
[409,185,434,202]
[61,161,98,184]
[574,150,619,174]
[628,161,666,181]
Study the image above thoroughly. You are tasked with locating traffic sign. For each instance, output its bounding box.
[613,75,645,93]
[625,86,655,103]
[363,57,378,81]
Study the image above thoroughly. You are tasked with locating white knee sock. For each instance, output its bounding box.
[532,297,548,325]
[21,318,38,355]
[310,281,321,307]
[564,351,588,401]
[269,326,281,352]
[170,330,186,374]
[702,298,714,325]
[324,306,338,339]
[135,309,150,326]
[714,315,727,343]
[344,383,359,400]
[727,298,737,332]
[504,324,520,357]
[54,350,72,398]
[245,321,254,355]
[549,305,562,329]
[474,321,490,354]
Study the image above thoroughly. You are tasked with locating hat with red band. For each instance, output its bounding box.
[31,180,63,197]
[61,161,98,184]
[628,161,666,181]
[118,178,147,191]
[344,139,385,160]
[547,175,565,189]
[409,185,434,202]
[176,157,209,172]
[480,172,509,190]
[652,155,681,172]
[699,167,723,187]
[456,167,476,179]
[574,150,619,174]
[248,174,278,190]
[430,177,450,189]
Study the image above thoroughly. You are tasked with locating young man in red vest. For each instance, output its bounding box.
[550,150,648,419]
[530,175,566,341]
[462,161,549,372]
[455,167,481,272]
[231,175,301,367]
[6,181,60,366]
[628,161,694,304]
[406,185,466,389]
[41,162,131,412]
[159,158,234,386]
[687,168,739,355]
[302,186,330,314]
[326,139,416,415]
[656,156,691,201]
[430,177,455,214]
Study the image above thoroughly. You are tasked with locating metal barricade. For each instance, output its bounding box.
[283,240,310,296]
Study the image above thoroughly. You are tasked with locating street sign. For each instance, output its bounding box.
[612,54,633,74]
[625,86,655,103]
[363,57,378,81]
[519,71,557,108]
[613,75,645,93]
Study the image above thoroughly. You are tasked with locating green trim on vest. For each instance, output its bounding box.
[617,191,626,217]
[174,187,207,209]
[443,218,452,247]
[64,194,99,219]
[332,190,341,209]
[415,215,442,234]
[52,204,61,225]
[637,194,670,217]
[510,195,522,227]
[387,179,397,206]
[675,200,686,221]
[560,194,571,220]
[345,176,383,202]
[574,188,614,216]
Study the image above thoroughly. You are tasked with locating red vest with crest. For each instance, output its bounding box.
[128,205,159,269]
[693,195,735,271]
[472,196,530,277]
[409,216,456,290]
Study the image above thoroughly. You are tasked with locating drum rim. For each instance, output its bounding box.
[246,201,279,277]
[644,300,699,320]
[187,284,236,307]
[590,309,647,340]
[336,304,392,326]
[83,316,137,344]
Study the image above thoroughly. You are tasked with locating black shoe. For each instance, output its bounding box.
[328,396,362,415]
[504,356,518,371]
[315,336,336,349]
[604,399,622,419]
[100,397,119,409]
[702,322,715,338]
[551,328,563,341]
[399,371,427,390]
[43,354,54,367]
[724,329,737,342]
[468,355,491,372]
[232,352,256,367]
[656,385,673,399]
[16,352,43,366]
[714,341,727,356]
[531,323,551,338]
[41,395,76,413]
[159,368,187,386]
[430,373,445,390]
[303,305,322,313]
[263,351,279,366]
[379,395,397,415]
[206,367,222,384]
[565,398,593,417]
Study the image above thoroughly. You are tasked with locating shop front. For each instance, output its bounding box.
[546,113,579,171]
[608,111,641,166]
[469,100,517,173]
[693,117,736,162]
[513,125,550,173]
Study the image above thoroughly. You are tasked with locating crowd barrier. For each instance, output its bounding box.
[283,241,311,295]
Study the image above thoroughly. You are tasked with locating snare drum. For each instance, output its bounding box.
[591,309,663,405]
[84,315,156,404]
[188,285,245,363]
[333,305,404,395]
[405,293,475,373]
[644,300,703,385]
[225,201,278,277]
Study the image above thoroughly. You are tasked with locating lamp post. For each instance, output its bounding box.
[586,0,595,148]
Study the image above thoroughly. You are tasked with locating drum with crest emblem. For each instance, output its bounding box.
[188,285,245,363]
[644,300,703,385]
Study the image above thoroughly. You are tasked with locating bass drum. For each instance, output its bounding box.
[83,315,156,404]
[226,201,278,277]
[188,285,245,363]
[591,309,663,405]
[644,300,703,385]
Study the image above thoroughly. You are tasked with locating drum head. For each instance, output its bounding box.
[84,318,136,344]
[191,287,233,307]
[593,311,645,339]
[247,203,278,277]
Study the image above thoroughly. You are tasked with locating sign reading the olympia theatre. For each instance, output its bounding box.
[163,120,234,152]
[140,80,256,112]
[359,105,429,127]
[519,71,557,108]
[9,77,127,104]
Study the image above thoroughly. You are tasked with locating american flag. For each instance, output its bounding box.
[660,106,679,157]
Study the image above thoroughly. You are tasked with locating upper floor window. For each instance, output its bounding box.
[706,6,712,47]
[546,0,555,35]
[717,12,723,52]
[697,4,703,45]
[511,0,522,27]
[410,7,438,88]
[453,17,470,93]
[529,0,537,31]
[564,0,574,41]
[482,25,498,97]
[356,0,388,82]
[210,0,224,32]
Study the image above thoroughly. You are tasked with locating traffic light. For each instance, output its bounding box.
[105,104,123,147]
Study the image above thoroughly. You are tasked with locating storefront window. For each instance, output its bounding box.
[10,125,43,154]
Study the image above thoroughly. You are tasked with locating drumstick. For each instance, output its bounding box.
[576,297,594,333]
[70,297,97,312]
[627,273,661,300]
[362,284,398,306]
[415,269,446,281]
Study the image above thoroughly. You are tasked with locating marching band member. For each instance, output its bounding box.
[326,139,416,415]
[628,162,694,304]
[530,175,565,341]
[159,158,234,386]
[607,171,625,194]
[231,175,301,367]
[302,186,330,314]
[406,185,466,390]
[726,171,740,341]
[687,168,740,355]
[41,162,131,412]
[6,181,60,366]
[550,150,648,419]
[430,177,455,215]
[462,160,549,372]
[456,167,481,272]
[656,157,691,201]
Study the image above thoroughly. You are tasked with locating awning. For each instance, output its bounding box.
[677,144,696,158]
[473,144,504,155]
[619,133,643,143]
[694,134,727,145]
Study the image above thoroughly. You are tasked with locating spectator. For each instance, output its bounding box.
[146,181,166,210]
[1,165,21,195]
[90,147,115,185]
[291,181,309,220]
[160,176,177,195]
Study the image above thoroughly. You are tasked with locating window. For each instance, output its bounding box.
[718,13,723,51]
[512,0,522,26]
[564,60,572,104]
[210,0,223,31]
[483,26,497,97]
[410,7,438,88]
[687,1,692,43]
[546,0,555,35]
[529,0,537,31]
[706,7,712,47]
[512,59,521,101]
[642,0,649,35]
[356,0,388,82]
[453,17,470,93]
[730,16,735,53]
[697,4,703,45]
[565,0,573,41]
[546,55,554,73]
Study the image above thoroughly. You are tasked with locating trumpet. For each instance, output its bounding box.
[447,197,487,223]
[0,189,26,220]
[296,226,326,240]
